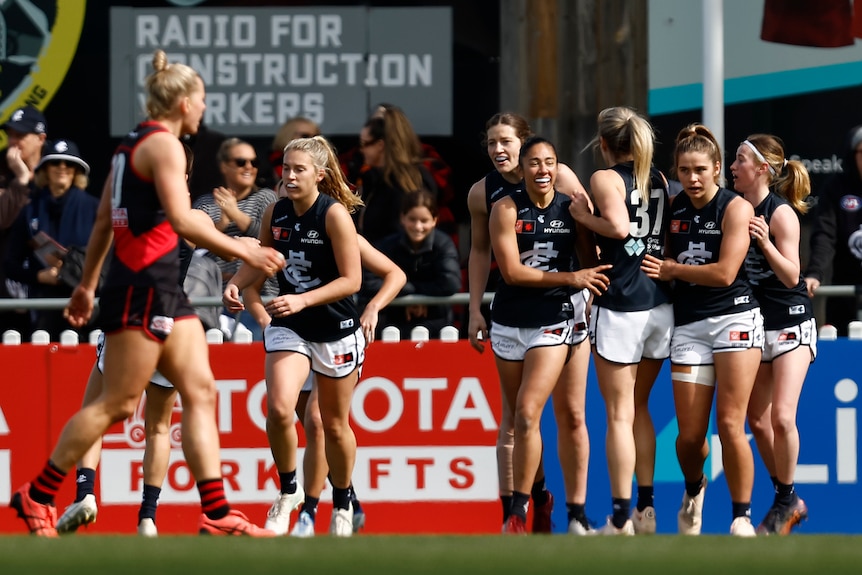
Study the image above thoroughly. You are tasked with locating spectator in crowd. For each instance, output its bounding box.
[192,137,278,338]
[351,110,440,243]
[341,103,456,239]
[269,116,321,185]
[184,122,225,202]
[362,189,461,339]
[0,105,48,336]
[4,139,98,341]
[804,125,862,335]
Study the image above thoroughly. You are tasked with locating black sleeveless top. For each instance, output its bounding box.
[270,193,359,341]
[745,193,812,330]
[105,121,181,291]
[668,187,758,326]
[491,190,578,327]
[484,169,524,214]
[594,162,672,311]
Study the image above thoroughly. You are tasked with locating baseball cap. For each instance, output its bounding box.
[36,139,90,175]
[2,105,47,135]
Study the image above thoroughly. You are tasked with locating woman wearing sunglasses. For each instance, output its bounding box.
[4,138,98,341]
[192,138,279,337]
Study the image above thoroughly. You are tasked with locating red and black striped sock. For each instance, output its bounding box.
[198,478,230,520]
[30,460,66,504]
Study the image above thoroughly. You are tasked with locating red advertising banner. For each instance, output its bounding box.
[0,340,502,535]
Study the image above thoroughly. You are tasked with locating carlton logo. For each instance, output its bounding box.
[841,196,862,212]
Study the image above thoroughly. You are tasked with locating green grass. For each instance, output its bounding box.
[1,534,860,575]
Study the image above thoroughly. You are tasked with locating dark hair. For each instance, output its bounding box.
[401,188,438,218]
[364,117,385,143]
[483,112,532,147]
[518,136,557,168]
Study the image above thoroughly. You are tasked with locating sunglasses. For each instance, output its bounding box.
[359,138,379,149]
[46,159,74,168]
[229,158,259,168]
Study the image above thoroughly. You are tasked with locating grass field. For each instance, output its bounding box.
[1,534,861,575]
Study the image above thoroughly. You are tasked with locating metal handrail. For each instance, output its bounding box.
[0,286,855,312]
[0,292,496,311]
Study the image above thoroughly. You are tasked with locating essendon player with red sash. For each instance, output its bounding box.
[11,50,283,537]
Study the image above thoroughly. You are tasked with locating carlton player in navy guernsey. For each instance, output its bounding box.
[732,133,816,535]
[466,113,597,534]
[569,106,672,535]
[488,136,610,534]
[224,136,364,537]
[642,124,763,537]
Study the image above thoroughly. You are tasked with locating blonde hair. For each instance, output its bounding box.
[593,106,656,203]
[673,123,724,186]
[34,169,88,190]
[284,136,363,213]
[743,134,811,214]
[144,50,201,119]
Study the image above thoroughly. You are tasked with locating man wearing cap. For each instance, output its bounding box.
[0,105,48,337]
[1,105,48,226]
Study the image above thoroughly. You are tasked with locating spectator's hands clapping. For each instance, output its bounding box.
[214,186,239,218]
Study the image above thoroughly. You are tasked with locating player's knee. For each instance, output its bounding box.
[107,396,140,422]
[304,410,325,438]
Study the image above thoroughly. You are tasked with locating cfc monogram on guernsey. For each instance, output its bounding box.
[669,187,758,326]
[491,190,579,328]
[269,194,359,342]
